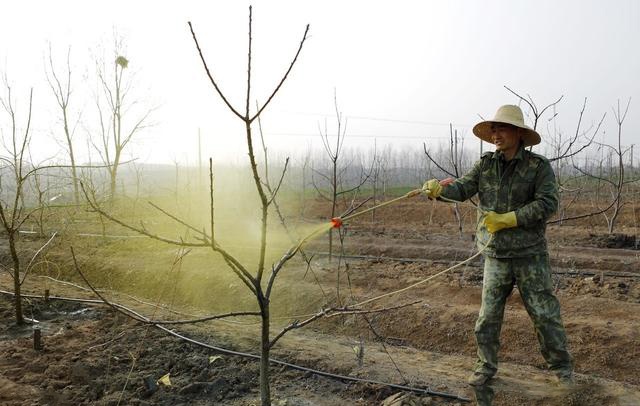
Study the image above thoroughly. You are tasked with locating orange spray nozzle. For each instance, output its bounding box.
[330,217,343,228]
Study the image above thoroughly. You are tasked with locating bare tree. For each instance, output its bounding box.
[545,98,604,224]
[91,37,153,200]
[45,44,83,205]
[187,15,313,403]
[28,160,51,237]
[80,10,309,406]
[78,13,416,406]
[0,79,34,324]
[570,99,638,232]
[423,124,467,235]
[369,141,383,223]
[603,99,634,232]
[312,91,373,258]
[0,79,57,325]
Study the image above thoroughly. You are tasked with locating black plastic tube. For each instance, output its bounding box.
[0,289,471,402]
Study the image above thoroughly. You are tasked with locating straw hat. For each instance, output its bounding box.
[472,105,541,147]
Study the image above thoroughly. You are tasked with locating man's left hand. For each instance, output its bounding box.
[483,211,517,233]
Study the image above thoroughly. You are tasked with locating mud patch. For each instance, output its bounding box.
[588,233,639,250]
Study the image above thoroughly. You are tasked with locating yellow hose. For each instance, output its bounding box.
[349,233,492,308]
[267,186,491,321]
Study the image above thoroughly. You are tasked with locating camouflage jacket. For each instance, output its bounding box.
[440,146,558,258]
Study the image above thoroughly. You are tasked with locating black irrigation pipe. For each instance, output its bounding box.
[551,270,640,279]
[0,290,471,403]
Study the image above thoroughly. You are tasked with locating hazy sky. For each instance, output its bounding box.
[1,0,638,165]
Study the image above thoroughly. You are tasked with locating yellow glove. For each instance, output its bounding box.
[482,211,518,233]
[422,179,443,199]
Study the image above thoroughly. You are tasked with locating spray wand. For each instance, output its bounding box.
[329,188,421,229]
[329,178,457,230]
[288,179,459,258]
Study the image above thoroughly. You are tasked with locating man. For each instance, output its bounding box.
[423,104,573,387]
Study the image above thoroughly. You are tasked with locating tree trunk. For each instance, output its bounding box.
[329,159,338,260]
[8,232,23,325]
[70,152,80,205]
[110,168,117,200]
[608,199,621,234]
[259,302,271,406]
[110,150,121,200]
[63,108,80,205]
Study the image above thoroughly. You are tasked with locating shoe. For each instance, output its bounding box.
[467,372,492,386]
[555,372,575,386]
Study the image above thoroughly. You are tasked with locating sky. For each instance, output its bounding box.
[0,0,638,166]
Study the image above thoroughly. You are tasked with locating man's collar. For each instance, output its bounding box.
[513,145,526,161]
[492,145,525,162]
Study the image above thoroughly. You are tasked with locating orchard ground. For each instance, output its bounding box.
[0,195,639,405]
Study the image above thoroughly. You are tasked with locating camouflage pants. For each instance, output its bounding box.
[474,253,573,377]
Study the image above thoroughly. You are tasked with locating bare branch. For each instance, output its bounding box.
[310,174,332,202]
[270,300,420,348]
[504,85,563,130]
[80,182,208,247]
[71,246,148,323]
[72,246,259,324]
[550,111,605,162]
[571,165,616,186]
[267,157,289,206]
[340,196,372,219]
[311,166,333,184]
[423,143,456,178]
[245,6,253,118]
[250,24,310,123]
[187,22,244,120]
[147,202,210,242]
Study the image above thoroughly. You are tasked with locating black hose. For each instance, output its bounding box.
[0,289,471,402]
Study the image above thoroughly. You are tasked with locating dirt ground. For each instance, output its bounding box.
[0,294,393,406]
[0,197,639,405]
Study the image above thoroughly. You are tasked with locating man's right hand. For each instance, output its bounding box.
[422,179,443,199]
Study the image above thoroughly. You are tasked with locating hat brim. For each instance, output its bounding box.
[472,120,541,147]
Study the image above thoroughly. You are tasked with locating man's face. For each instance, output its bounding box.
[491,123,520,152]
